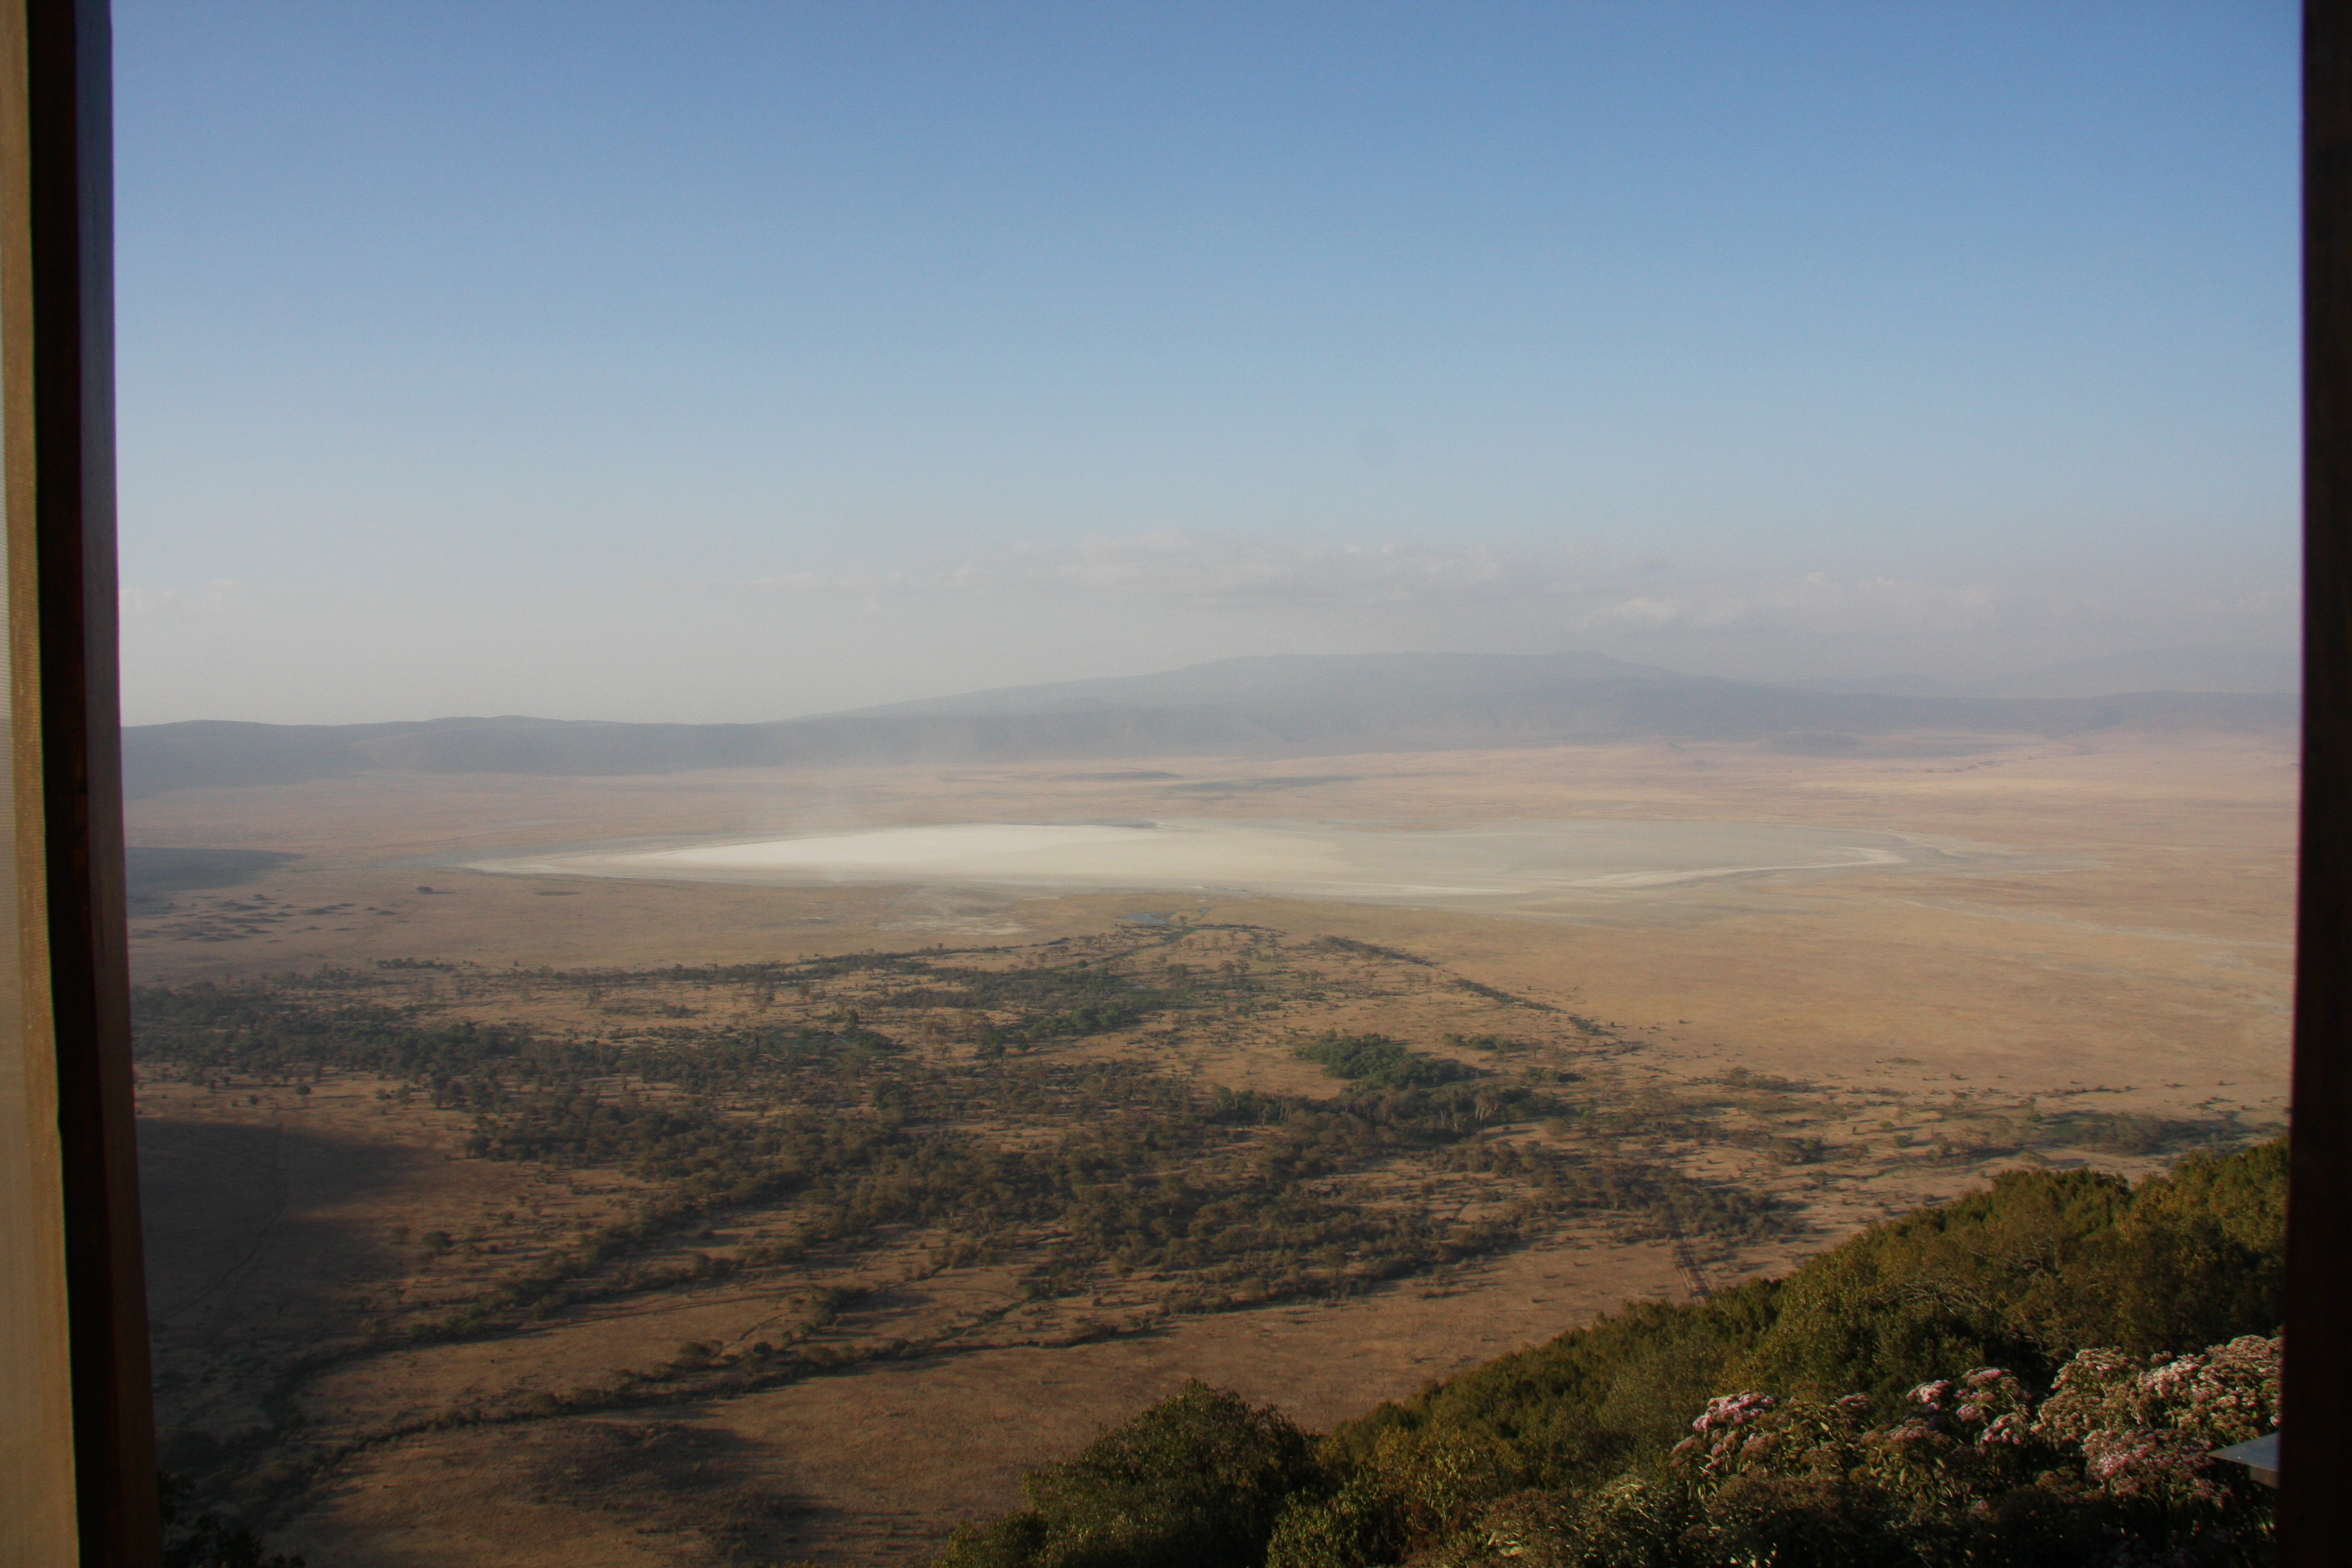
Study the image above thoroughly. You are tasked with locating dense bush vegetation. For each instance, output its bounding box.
[1298,1033,1480,1090]
[938,1141,2287,1567]
[130,952,1777,1353]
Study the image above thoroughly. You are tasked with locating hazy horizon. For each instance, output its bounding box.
[115,2,2296,726]
[113,639,2304,734]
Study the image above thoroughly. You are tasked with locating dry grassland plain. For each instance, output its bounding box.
[124,728,2295,1567]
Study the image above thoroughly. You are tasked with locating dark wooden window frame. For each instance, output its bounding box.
[1,1,2347,1561]
[2288,2,2352,1559]
[5,0,154,1563]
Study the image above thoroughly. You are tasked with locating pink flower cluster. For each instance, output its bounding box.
[2080,1428,2231,1505]
[1891,1366,2030,1447]
[1909,1379,1955,1410]
[1667,1338,2276,1523]
[2031,1334,2279,1509]
[1690,1391,1778,1434]
[1979,1411,2028,1448]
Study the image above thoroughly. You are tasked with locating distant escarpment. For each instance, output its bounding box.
[120,652,2295,797]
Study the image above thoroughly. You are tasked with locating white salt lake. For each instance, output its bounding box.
[467,819,2005,916]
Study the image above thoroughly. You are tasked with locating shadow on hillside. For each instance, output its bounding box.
[138,1116,424,1328]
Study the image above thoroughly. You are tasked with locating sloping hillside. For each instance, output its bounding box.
[938,1141,2286,1568]
[121,653,2295,797]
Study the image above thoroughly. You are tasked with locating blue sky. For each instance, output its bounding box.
[114,1,2299,724]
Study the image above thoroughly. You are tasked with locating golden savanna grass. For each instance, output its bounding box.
[127,728,2293,1565]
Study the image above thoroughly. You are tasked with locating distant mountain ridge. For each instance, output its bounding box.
[1776,646,2299,701]
[119,652,2296,798]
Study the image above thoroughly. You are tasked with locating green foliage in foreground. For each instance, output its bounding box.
[937,1140,2287,1567]
[1273,1336,2277,1567]
[1353,1141,2285,1481]
[938,1383,1325,1568]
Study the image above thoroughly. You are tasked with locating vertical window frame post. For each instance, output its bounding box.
[0,0,157,1561]
[2292,0,2352,1560]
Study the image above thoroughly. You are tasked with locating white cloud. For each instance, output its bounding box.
[120,578,246,620]
[723,569,909,595]
[1578,572,2005,633]
[952,532,1549,605]
[678,532,2296,677]
[694,533,2030,632]
[703,531,1613,609]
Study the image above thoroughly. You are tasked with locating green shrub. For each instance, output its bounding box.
[941,1141,2288,1568]
[1296,1033,1477,1090]
[1732,1143,2288,1402]
[937,1381,1324,1568]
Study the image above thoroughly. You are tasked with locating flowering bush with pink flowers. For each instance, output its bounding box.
[1350,1339,2279,1567]
[2034,1334,2279,1511]
[1668,1364,2051,1517]
[1552,1338,2274,1566]
[961,1145,2290,1568]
